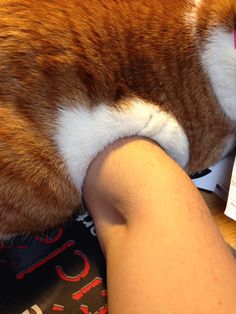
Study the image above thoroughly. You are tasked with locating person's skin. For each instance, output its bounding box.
[83,137,236,314]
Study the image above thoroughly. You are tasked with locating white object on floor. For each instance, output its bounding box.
[224,154,236,221]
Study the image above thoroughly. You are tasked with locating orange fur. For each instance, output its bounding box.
[0,0,235,235]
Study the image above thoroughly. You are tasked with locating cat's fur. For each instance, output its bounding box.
[0,0,235,236]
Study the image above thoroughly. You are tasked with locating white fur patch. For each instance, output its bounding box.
[200,29,236,121]
[220,134,236,159]
[55,99,189,191]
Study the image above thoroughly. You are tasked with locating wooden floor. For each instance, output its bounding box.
[201,191,236,249]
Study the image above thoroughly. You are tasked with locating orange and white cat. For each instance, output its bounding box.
[0,0,235,237]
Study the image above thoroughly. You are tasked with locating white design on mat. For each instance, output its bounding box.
[55,99,189,190]
[22,305,43,314]
[200,29,236,121]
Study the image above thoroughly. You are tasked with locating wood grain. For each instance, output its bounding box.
[201,191,236,249]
